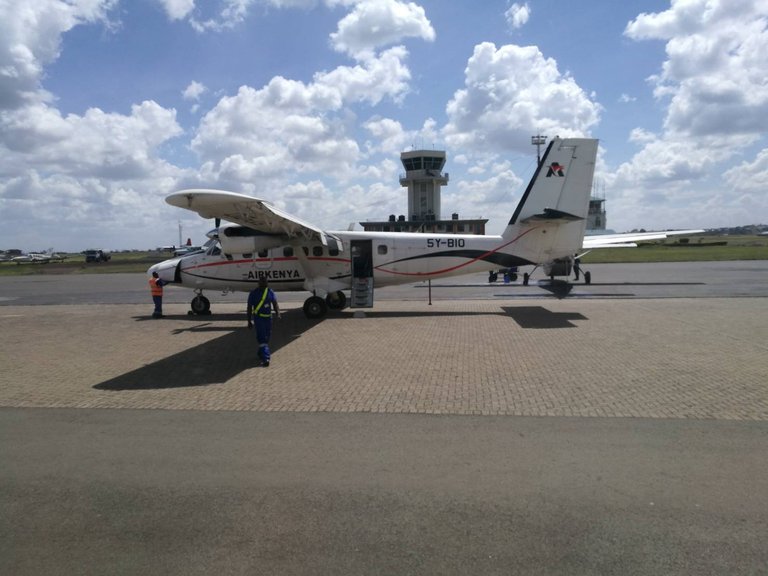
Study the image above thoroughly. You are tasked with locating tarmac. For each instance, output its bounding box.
[0,297,767,419]
[1,263,767,575]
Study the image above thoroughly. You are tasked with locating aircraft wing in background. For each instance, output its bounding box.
[582,229,704,249]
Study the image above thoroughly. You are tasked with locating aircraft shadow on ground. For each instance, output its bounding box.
[347,306,587,329]
[94,309,316,390]
[95,304,583,391]
[502,306,587,329]
[585,281,705,286]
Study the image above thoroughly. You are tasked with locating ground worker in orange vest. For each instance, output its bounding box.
[149,271,167,318]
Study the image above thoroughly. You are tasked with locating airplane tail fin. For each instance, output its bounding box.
[503,137,598,264]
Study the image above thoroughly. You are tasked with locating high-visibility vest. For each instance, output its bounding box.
[149,277,163,296]
[251,288,272,318]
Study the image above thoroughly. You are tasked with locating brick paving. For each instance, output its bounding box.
[1,299,766,420]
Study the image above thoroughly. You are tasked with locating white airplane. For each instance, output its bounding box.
[11,252,53,264]
[149,137,700,318]
[11,251,61,264]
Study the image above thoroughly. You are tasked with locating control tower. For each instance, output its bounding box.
[360,149,487,234]
[399,150,449,221]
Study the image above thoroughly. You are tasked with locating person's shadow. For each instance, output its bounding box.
[94,309,315,390]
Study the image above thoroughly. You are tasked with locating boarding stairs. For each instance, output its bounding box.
[350,276,374,308]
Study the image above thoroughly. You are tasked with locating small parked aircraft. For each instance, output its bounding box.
[11,250,65,264]
[149,137,700,318]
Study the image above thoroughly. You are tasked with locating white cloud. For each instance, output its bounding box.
[188,0,256,32]
[330,0,435,59]
[183,80,207,101]
[1,101,183,177]
[504,2,530,31]
[0,1,198,250]
[268,0,319,7]
[190,84,360,185]
[157,0,196,20]
[627,127,654,144]
[443,42,601,153]
[605,128,766,230]
[626,0,768,139]
[363,117,409,155]
[158,0,322,29]
[608,0,768,230]
[0,0,437,249]
[362,116,440,157]
[190,46,413,185]
[0,98,186,248]
[316,46,413,106]
[0,0,118,109]
[443,161,524,223]
[723,147,768,192]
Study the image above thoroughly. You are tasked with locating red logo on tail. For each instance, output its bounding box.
[546,162,565,177]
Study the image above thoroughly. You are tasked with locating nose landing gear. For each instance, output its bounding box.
[188,290,211,315]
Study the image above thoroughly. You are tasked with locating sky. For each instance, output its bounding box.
[2,0,768,252]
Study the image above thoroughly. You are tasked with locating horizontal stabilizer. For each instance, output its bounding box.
[521,208,584,223]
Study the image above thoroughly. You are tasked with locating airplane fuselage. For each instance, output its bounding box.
[154,229,533,296]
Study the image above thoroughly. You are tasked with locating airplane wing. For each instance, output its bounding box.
[583,229,704,249]
[166,189,333,246]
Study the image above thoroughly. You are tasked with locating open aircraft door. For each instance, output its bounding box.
[350,239,374,308]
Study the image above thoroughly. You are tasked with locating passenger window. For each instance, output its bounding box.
[302,246,309,256]
[329,247,339,256]
[258,249,268,258]
[313,246,323,257]
[283,246,294,257]
[378,245,388,255]
[243,253,252,259]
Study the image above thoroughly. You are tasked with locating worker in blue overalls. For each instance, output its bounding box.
[247,277,280,367]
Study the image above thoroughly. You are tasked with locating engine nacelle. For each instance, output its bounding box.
[543,257,573,277]
[218,224,286,255]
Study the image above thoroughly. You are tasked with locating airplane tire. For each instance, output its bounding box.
[584,271,591,285]
[303,296,327,319]
[523,273,529,286]
[191,295,211,314]
[326,291,347,310]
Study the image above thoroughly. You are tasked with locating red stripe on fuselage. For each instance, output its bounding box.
[374,227,538,277]
[184,256,349,273]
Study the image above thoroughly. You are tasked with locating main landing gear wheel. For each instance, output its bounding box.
[325,291,347,310]
[584,271,591,285]
[190,294,211,315]
[303,296,327,319]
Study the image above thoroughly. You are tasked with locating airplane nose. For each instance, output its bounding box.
[148,257,181,283]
